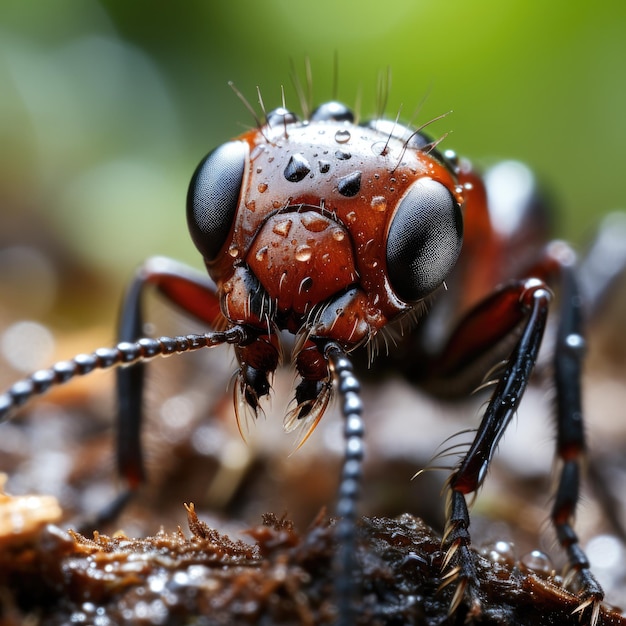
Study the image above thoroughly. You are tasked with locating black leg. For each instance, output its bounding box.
[114,257,222,491]
[551,260,603,622]
[116,273,147,489]
[443,280,550,611]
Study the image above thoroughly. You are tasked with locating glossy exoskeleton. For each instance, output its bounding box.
[0,99,606,624]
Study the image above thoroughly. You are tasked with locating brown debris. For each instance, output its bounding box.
[0,491,624,626]
[0,473,62,548]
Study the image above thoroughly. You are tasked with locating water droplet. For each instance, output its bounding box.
[318,160,331,173]
[519,550,553,577]
[284,153,311,182]
[266,107,298,127]
[481,540,516,566]
[302,214,329,232]
[258,182,268,193]
[255,246,268,262]
[246,200,256,212]
[370,196,387,211]
[346,211,357,223]
[444,149,458,163]
[256,167,263,174]
[295,244,312,262]
[332,228,345,241]
[337,171,362,197]
[371,141,387,156]
[565,333,585,352]
[228,244,239,258]
[250,145,265,160]
[335,129,351,143]
[335,149,351,160]
[273,219,292,237]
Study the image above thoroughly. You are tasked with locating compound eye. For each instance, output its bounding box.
[386,179,463,302]
[186,141,247,261]
[310,101,354,123]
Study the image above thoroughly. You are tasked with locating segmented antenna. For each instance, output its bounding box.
[325,343,365,626]
[0,327,251,422]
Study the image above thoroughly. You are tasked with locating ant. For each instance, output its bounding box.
[0,84,615,624]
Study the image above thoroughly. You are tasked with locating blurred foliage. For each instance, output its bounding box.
[0,0,625,323]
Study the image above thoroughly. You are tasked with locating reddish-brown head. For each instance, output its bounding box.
[186,102,464,435]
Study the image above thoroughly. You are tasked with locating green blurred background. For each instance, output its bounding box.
[1,0,625,336]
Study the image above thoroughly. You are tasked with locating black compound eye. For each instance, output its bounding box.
[386,178,463,302]
[310,101,354,123]
[186,141,247,261]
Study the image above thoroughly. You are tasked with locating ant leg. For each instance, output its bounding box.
[552,259,603,621]
[438,280,551,612]
[435,242,604,620]
[115,257,224,501]
[326,344,365,626]
[579,214,626,540]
